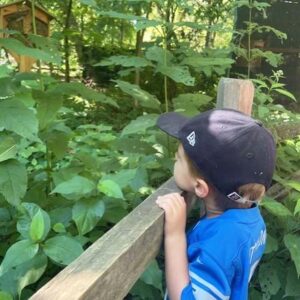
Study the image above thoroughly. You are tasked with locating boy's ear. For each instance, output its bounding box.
[194,178,209,198]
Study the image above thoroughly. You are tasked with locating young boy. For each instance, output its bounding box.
[156,109,276,300]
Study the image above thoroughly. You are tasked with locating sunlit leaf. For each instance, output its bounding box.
[145,46,174,65]
[51,176,96,198]
[156,65,195,86]
[0,38,60,64]
[96,56,152,68]
[121,114,158,136]
[97,179,124,199]
[30,209,51,242]
[260,197,293,217]
[113,80,160,110]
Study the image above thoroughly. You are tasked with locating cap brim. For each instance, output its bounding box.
[157,112,189,138]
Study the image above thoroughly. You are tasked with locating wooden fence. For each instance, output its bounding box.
[30,78,295,300]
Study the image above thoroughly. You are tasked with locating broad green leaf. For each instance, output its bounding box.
[44,131,70,160]
[286,180,300,192]
[80,0,98,8]
[102,169,137,188]
[284,234,300,276]
[113,80,160,110]
[0,291,13,300]
[17,203,40,239]
[0,137,17,163]
[0,100,38,140]
[145,46,174,65]
[0,240,39,275]
[0,78,15,99]
[140,260,163,291]
[52,223,66,233]
[98,11,143,21]
[130,279,163,300]
[174,22,224,32]
[51,176,96,198]
[49,82,119,108]
[0,252,47,297]
[95,56,152,68]
[27,34,62,65]
[0,38,60,64]
[285,265,300,297]
[156,65,195,86]
[134,19,163,31]
[98,179,124,199]
[264,234,278,254]
[49,207,72,227]
[103,198,128,224]
[43,235,83,265]
[34,90,63,130]
[0,64,13,78]
[72,199,105,235]
[260,198,293,217]
[294,199,300,216]
[113,137,154,154]
[274,89,296,101]
[258,105,269,118]
[181,56,234,68]
[0,159,27,206]
[173,93,212,116]
[258,261,281,296]
[0,207,10,222]
[121,114,158,136]
[30,209,50,242]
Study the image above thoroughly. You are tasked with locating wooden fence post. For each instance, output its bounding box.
[30,78,255,300]
[217,78,254,115]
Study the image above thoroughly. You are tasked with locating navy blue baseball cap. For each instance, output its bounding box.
[157,109,276,197]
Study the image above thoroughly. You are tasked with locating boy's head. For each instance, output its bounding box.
[157,109,276,203]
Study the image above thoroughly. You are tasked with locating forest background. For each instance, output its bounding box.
[0,0,300,299]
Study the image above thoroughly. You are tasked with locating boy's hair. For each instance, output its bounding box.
[183,149,265,209]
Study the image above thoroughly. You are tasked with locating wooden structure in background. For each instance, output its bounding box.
[234,0,300,100]
[30,78,255,300]
[0,0,54,72]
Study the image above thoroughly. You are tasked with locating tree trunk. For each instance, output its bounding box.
[64,0,73,82]
[134,2,153,86]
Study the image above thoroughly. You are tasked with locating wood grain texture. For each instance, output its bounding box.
[216,78,254,115]
[30,178,180,300]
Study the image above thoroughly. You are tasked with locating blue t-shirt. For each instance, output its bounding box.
[167,205,266,300]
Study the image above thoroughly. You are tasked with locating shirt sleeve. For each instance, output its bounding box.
[181,249,231,300]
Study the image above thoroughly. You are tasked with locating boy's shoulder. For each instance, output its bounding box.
[188,207,266,263]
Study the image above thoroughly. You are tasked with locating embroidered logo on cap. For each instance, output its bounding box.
[187,131,196,146]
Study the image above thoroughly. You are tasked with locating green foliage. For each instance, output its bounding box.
[42,236,83,265]
[0,240,39,276]
[0,38,61,64]
[113,80,161,110]
[172,93,212,116]
[0,100,38,141]
[0,0,299,299]
[0,160,27,206]
[97,179,124,199]
[72,198,105,235]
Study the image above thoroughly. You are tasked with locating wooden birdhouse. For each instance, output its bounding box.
[0,0,54,72]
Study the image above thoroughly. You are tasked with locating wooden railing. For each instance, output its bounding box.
[30,78,295,300]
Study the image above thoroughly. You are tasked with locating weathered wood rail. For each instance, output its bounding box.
[30,78,296,300]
